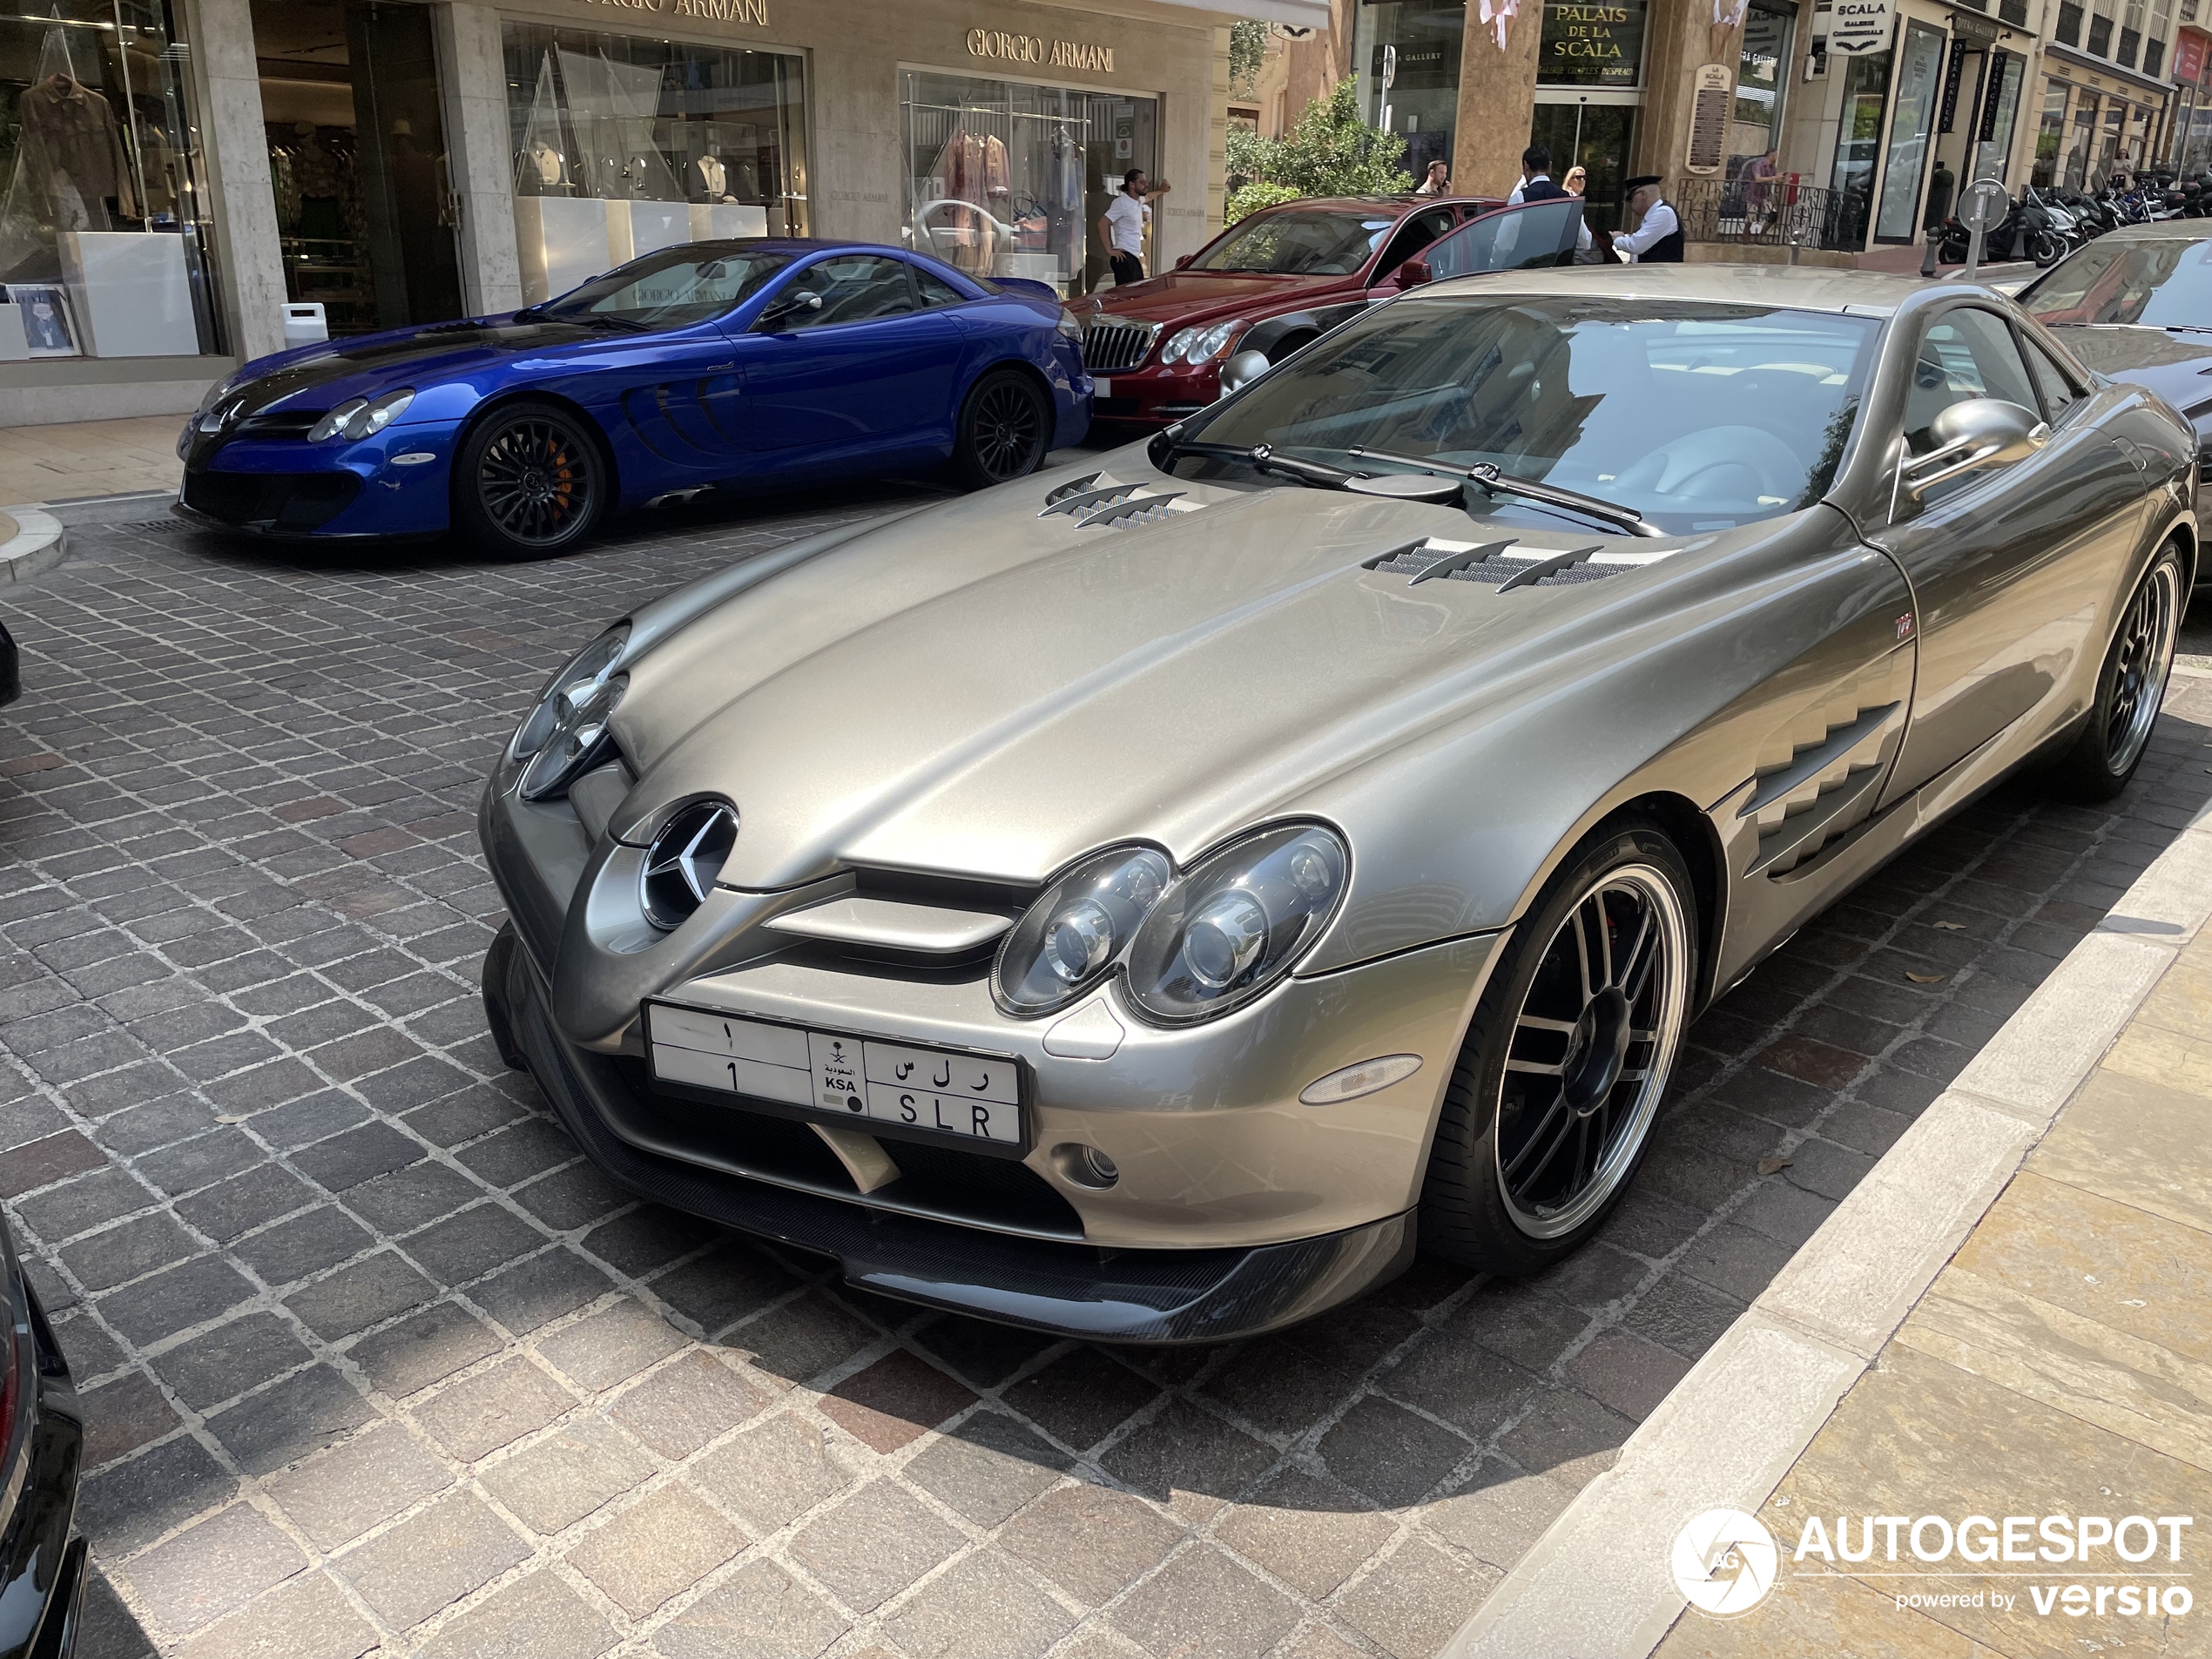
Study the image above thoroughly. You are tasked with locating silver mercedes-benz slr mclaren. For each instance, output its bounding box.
[478,265,2194,1344]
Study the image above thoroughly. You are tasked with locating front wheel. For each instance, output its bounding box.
[951,368,1051,489]
[1420,820,1696,1274]
[2031,230,2067,266]
[2047,544,2184,801]
[452,401,607,557]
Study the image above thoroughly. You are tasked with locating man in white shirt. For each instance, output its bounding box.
[1505,144,1592,252]
[1099,170,1171,287]
[1613,174,1684,262]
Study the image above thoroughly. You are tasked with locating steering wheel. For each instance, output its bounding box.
[1614,425,1805,502]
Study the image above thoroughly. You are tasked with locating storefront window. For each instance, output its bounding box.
[1730,1,1792,168]
[502,23,807,306]
[1973,51,2023,180]
[899,71,1154,298]
[1538,0,1649,87]
[2032,78,2067,185]
[1828,49,1890,250]
[2067,91,2098,185]
[0,0,221,360]
[1356,0,1464,182]
[1874,24,1943,242]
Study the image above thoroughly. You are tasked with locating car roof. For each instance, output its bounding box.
[1417,261,1934,318]
[1250,194,1501,216]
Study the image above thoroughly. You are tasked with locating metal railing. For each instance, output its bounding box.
[1671,176,1849,252]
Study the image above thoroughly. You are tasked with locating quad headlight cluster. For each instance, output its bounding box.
[995,824,1347,1025]
[509,624,629,800]
[1159,320,1246,366]
[308,388,415,442]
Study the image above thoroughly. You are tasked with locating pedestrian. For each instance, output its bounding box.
[1561,165,1587,197]
[1100,168,1170,287]
[1413,159,1451,195]
[1507,145,1569,205]
[1613,173,1683,261]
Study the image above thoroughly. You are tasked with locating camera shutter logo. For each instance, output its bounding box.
[1672,1508,1780,1617]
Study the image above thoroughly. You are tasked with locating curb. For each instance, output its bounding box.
[1442,758,2212,1659]
[0,508,64,583]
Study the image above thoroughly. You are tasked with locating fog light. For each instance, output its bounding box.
[1051,1143,1120,1189]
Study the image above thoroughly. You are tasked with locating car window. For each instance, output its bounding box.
[537,246,792,328]
[1179,296,1880,534]
[2020,336,2082,424]
[777,256,919,331]
[1187,209,1399,275]
[914,269,968,309]
[1425,201,1583,279]
[1905,309,2041,455]
[1375,207,1458,278]
[2018,237,2212,327]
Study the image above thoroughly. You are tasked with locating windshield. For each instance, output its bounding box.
[1188,209,1399,276]
[2019,239,2212,327]
[539,246,794,328]
[1181,297,1880,534]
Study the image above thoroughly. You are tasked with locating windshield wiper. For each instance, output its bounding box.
[1166,437,1358,489]
[1347,447,1666,538]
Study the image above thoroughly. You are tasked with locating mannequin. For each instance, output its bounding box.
[291,122,343,243]
[17,71,136,230]
[691,152,733,203]
[525,138,566,190]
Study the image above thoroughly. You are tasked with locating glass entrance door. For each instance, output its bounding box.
[253,0,463,335]
[1530,102,1636,233]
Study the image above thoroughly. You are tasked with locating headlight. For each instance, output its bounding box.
[308,388,415,442]
[510,624,630,801]
[1161,321,1244,366]
[994,845,1172,1015]
[1160,326,1200,364]
[1056,308,1083,341]
[1123,825,1347,1023]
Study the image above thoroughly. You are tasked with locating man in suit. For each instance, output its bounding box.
[1614,173,1684,262]
[1507,145,1570,206]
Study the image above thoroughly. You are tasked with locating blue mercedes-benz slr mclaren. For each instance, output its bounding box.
[176,239,1092,557]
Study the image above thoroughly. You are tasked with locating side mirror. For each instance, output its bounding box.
[1398,257,1433,287]
[1902,398,2048,496]
[757,289,822,330]
[1217,349,1271,398]
[1175,253,1194,269]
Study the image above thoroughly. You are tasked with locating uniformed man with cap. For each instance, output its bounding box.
[1612,174,1684,262]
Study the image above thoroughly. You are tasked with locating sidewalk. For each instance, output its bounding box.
[1448,676,2212,1658]
[0,416,183,508]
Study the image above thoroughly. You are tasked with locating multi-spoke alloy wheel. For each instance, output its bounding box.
[1496,865,1689,1238]
[2103,555,2181,774]
[952,370,1049,489]
[454,401,604,558]
[1419,823,1696,1272]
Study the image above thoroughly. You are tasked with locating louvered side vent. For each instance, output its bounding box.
[1363,537,1628,589]
[1039,472,1199,529]
[1743,673,1907,878]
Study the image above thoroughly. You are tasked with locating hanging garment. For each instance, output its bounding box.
[17,75,136,221]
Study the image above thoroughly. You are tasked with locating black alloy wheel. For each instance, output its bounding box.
[2049,543,2183,801]
[952,369,1050,489]
[455,401,605,557]
[1420,821,1695,1273]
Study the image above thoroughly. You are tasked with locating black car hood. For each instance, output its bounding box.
[2055,324,2212,413]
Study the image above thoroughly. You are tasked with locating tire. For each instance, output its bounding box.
[951,368,1051,489]
[2047,543,2185,801]
[1419,819,1697,1274]
[451,400,607,558]
[2032,231,2066,266]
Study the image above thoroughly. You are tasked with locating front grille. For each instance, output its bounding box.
[1083,320,1159,372]
[233,410,322,440]
[180,468,361,532]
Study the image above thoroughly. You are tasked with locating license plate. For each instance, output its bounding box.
[1092,377,1112,396]
[644,1002,1026,1151]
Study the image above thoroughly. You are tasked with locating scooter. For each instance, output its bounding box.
[1937,191,2067,267]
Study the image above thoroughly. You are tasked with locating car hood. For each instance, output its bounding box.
[601,456,1761,905]
[2053,324,2212,409]
[1078,271,1348,327]
[225,316,615,416]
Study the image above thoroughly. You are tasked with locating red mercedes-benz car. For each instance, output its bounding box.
[1069,193,1503,424]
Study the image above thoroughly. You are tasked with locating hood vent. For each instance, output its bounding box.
[1365,536,1654,590]
[1040,472,1203,530]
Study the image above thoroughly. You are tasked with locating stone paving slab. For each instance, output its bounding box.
[0,496,2207,1657]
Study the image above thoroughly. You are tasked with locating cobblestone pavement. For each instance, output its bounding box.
[0,496,2204,1659]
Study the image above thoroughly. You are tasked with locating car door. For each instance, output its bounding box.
[1369,205,1459,287]
[1370,201,1585,295]
[1872,303,2147,806]
[741,255,965,455]
[585,322,749,485]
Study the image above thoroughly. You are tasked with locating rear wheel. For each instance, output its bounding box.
[951,368,1051,489]
[453,400,606,557]
[2047,543,2184,801]
[1420,820,1696,1273]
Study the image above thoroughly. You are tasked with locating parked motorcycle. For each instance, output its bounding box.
[1938,189,2067,267]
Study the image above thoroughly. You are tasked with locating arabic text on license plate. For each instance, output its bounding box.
[646,1005,1022,1146]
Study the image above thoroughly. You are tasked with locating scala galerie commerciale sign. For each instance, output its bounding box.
[1539,0,1647,86]
[1828,0,1892,54]
[968,27,1114,71]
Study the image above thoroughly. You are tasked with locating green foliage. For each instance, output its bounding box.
[1230,19,1268,98]
[1222,78,1411,221]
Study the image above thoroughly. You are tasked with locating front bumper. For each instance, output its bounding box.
[0,1251,83,1659]
[1087,360,1220,426]
[488,926,1416,1343]
[174,423,457,538]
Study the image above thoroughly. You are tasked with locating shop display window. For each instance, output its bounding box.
[1729,1,1791,172]
[2032,78,2067,185]
[1355,0,1464,180]
[898,70,1156,297]
[502,23,807,305]
[1873,23,1943,242]
[0,0,221,359]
